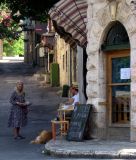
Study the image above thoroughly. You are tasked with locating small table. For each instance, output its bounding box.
[51,120,69,141]
[57,105,74,121]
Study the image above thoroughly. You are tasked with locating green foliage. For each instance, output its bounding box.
[0,2,8,11]
[3,35,24,56]
[0,0,59,22]
[0,23,19,40]
[0,3,20,40]
[50,63,59,87]
[0,0,59,40]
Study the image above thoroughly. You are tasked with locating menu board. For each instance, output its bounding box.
[66,104,92,141]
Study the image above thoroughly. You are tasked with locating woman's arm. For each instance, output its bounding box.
[10,92,26,107]
[10,92,17,105]
[16,102,26,106]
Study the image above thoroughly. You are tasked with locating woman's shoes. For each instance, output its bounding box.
[14,135,25,140]
[18,135,25,139]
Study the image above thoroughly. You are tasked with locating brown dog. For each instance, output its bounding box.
[30,130,52,144]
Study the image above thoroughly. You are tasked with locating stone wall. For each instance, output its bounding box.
[55,35,79,88]
[55,36,71,87]
[87,0,136,141]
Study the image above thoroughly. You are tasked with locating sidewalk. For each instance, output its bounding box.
[0,56,24,62]
[45,137,136,159]
[0,58,64,160]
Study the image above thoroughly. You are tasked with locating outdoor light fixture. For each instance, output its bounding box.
[19,18,35,32]
[109,0,118,20]
[41,32,55,50]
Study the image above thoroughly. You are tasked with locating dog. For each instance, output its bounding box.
[30,130,52,144]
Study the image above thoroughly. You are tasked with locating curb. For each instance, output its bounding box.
[44,141,136,159]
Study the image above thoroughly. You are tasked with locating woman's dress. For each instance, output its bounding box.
[8,91,27,128]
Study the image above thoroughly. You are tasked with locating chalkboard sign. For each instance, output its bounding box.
[66,104,92,141]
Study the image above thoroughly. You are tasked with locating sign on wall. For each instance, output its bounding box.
[120,68,131,80]
[39,47,45,57]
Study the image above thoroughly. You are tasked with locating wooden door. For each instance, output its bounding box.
[107,50,130,126]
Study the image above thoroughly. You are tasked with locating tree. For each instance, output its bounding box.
[0,0,59,22]
[0,0,59,40]
[0,3,20,40]
[3,34,24,56]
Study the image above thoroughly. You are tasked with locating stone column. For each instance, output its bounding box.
[86,50,107,139]
[77,45,86,104]
[66,44,71,86]
[24,32,29,63]
[122,2,136,141]
[130,36,136,141]
[86,1,108,139]
[29,31,34,64]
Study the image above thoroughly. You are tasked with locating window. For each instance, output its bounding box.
[66,51,67,72]
[63,55,65,70]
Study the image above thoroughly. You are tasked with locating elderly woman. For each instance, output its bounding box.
[8,81,29,139]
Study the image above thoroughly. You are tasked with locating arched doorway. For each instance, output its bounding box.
[103,22,130,128]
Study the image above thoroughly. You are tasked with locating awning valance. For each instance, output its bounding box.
[49,0,87,48]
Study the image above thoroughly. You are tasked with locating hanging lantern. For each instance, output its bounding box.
[41,32,55,50]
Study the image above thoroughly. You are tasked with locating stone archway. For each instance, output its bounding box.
[87,0,136,141]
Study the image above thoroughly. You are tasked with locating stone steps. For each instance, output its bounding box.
[33,72,50,87]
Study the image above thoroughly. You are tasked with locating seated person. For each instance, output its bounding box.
[55,84,79,121]
[65,85,79,107]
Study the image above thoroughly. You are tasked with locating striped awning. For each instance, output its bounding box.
[49,0,87,48]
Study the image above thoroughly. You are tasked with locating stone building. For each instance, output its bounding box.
[54,35,77,87]
[49,0,136,141]
[87,0,136,141]
[49,0,88,103]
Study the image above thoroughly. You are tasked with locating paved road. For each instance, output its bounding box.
[0,58,64,160]
[0,58,125,160]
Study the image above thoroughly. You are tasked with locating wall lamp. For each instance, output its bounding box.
[109,0,118,20]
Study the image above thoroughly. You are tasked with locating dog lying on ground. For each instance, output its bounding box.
[30,130,52,144]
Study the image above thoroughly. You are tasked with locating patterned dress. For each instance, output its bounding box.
[8,91,28,128]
